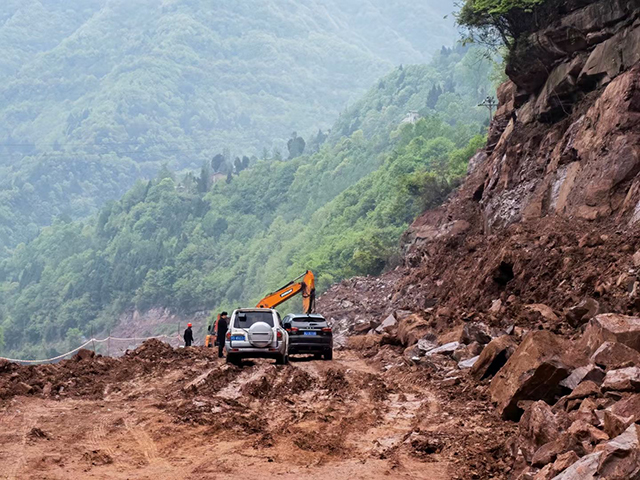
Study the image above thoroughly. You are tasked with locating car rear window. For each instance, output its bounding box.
[235,311,274,328]
[291,316,327,325]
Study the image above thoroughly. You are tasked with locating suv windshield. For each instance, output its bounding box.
[235,311,274,328]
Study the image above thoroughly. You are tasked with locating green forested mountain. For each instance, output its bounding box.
[0,46,494,358]
[0,0,458,252]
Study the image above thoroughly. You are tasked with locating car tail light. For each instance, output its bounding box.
[322,327,332,333]
[290,327,299,335]
[277,330,282,340]
[226,332,231,340]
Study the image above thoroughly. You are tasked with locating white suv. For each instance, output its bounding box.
[225,309,289,365]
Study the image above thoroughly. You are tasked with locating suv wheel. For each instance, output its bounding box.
[226,354,240,365]
[323,349,333,361]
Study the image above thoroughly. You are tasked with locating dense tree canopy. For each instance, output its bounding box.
[0,46,495,359]
[0,0,458,253]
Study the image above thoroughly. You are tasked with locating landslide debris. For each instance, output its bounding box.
[0,339,218,401]
[317,1,640,478]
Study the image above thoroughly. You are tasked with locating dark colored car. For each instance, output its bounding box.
[282,313,333,360]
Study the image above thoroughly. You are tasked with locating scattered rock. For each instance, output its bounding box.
[567,419,609,445]
[82,450,113,466]
[352,320,374,335]
[567,380,601,400]
[28,427,51,440]
[452,342,481,362]
[560,364,605,390]
[441,377,460,387]
[489,299,503,314]
[461,322,493,345]
[603,410,634,439]
[531,433,582,468]
[590,342,640,370]
[14,382,34,396]
[610,393,640,420]
[533,450,580,480]
[74,349,95,361]
[526,304,559,323]
[396,314,431,346]
[458,355,479,370]
[601,367,640,392]
[565,299,599,328]
[519,401,562,461]
[425,341,460,357]
[470,335,517,381]
[633,250,640,268]
[417,334,438,353]
[42,382,53,396]
[375,314,397,334]
[490,331,570,420]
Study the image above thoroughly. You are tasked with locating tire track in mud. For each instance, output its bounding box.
[3,413,35,480]
[125,419,161,464]
[89,417,116,457]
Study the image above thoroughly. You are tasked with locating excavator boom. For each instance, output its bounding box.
[256,270,316,313]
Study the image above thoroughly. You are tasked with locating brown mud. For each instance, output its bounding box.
[0,340,511,479]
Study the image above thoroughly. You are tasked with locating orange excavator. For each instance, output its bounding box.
[255,270,316,313]
[205,271,316,347]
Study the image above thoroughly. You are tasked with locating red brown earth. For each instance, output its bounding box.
[0,340,514,480]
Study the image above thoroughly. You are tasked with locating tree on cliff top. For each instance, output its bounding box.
[457,0,547,47]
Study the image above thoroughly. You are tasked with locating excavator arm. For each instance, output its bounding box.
[256,270,316,313]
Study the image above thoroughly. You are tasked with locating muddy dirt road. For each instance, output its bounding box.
[0,342,512,479]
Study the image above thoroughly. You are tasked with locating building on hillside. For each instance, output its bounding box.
[211,172,227,184]
[401,111,421,125]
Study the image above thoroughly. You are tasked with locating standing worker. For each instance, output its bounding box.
[217,312,229,358]
[184,323,194,347]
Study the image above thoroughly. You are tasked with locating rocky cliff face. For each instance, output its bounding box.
[483,0,640,230]
[389,0,640,319]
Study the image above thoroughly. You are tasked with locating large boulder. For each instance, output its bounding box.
[594,423,640,479]
[582,314,640,354]
[470,335,517,380]
[590,341,640,370]
[550,450,601,479]
[490,331,571,420]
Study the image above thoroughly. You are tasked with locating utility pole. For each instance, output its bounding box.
[478,96,499,122]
